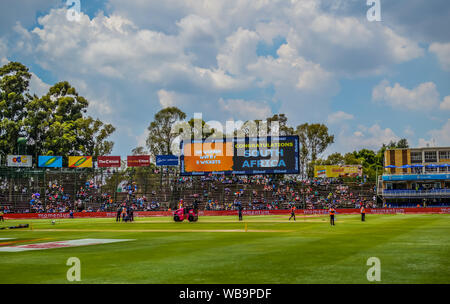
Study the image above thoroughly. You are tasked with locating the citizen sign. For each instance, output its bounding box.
[127,155,151,167]
[97,156,121,168]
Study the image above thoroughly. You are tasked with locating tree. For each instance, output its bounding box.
[296,123,334,162]
[235,114,294,137]
[131,146,147,155]
[0,61,116,161]
[24,81,115,159]
[315,152,345,165]
[396,138,409,148]
[265,114,294,136]
[0,62,32,154]
[296,123,334,177]
[146,107,186,157]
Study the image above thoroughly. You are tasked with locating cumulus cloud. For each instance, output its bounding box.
[440,96,450,110]
[0,38,7,64]
[217,28,260,75]
[0,0,59,36]
[157,89,176,108]
[28,72,51,97]
[419,119,450,147]
[429,42,450,72]
[372,80,442,111]
[4,1,438,154]
[340,124,400,151]
[218,98,272,121]
[327,111,354,124]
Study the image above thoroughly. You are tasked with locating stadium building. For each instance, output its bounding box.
[379,147,450,207]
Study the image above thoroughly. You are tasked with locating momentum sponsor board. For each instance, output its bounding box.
[4,207,448,220]
[68,156,93,168]
[127,155,151,167]
[38,156,62,168]
[314,165,362,178]
[180,136,299,175]
[7,155,32,167]
[97,156,121,167]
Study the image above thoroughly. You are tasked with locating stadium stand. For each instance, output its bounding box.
[0,168,377,213]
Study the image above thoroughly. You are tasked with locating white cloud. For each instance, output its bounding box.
[429,42,450,71]
[0,38,8,64]
[218,98,272,121]
[28,72,51,97]
[419,119,450,147]
[372,80,441,111]
[217,28,260,75]
[158,89,176,108]
[383,27,424,63]
[5,1,435,155]
[338,123,400,151]
[440,96,450,110]
[327,111,354,124]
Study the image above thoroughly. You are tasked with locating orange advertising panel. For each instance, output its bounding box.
[183,141,233,172]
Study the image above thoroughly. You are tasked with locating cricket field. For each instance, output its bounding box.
[0,214,449,284]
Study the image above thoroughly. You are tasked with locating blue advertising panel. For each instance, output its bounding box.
[156,155,179,166]
[382,174,450,181]
[38,156,63,168]
[180,136,300,176]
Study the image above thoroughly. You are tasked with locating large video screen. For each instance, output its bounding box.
[180,136,299,175]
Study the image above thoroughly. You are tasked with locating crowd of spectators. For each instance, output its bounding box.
[28,181,73,213]
[1,174,377,213]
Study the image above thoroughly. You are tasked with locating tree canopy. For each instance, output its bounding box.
[0,62,115,164]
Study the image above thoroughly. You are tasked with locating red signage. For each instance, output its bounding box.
[4,208,450,220]
[97,156,121,167]
[127,155,151,167]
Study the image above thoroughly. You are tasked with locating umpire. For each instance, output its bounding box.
[116,206,122,222]
[238,203,243,221]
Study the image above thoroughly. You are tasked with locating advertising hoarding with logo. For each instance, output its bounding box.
[68,156,93,168]
[7,155,33,167]
[314,165,362,178]
[156,155,179,166]
[38,156,63,168]
[97,156,121,168]
[127,155,151,167]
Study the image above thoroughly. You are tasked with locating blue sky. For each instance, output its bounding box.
[1,0,449,158]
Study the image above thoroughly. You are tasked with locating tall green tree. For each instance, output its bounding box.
[235,114,294,137]
[265,114,294,136]
[0,62,32,154]
[296,123,334,177]
[146,107,186,156]
[25,81,115,158]
[296,123,334,162]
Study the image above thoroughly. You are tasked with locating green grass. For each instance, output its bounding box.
[0,214,449,284]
